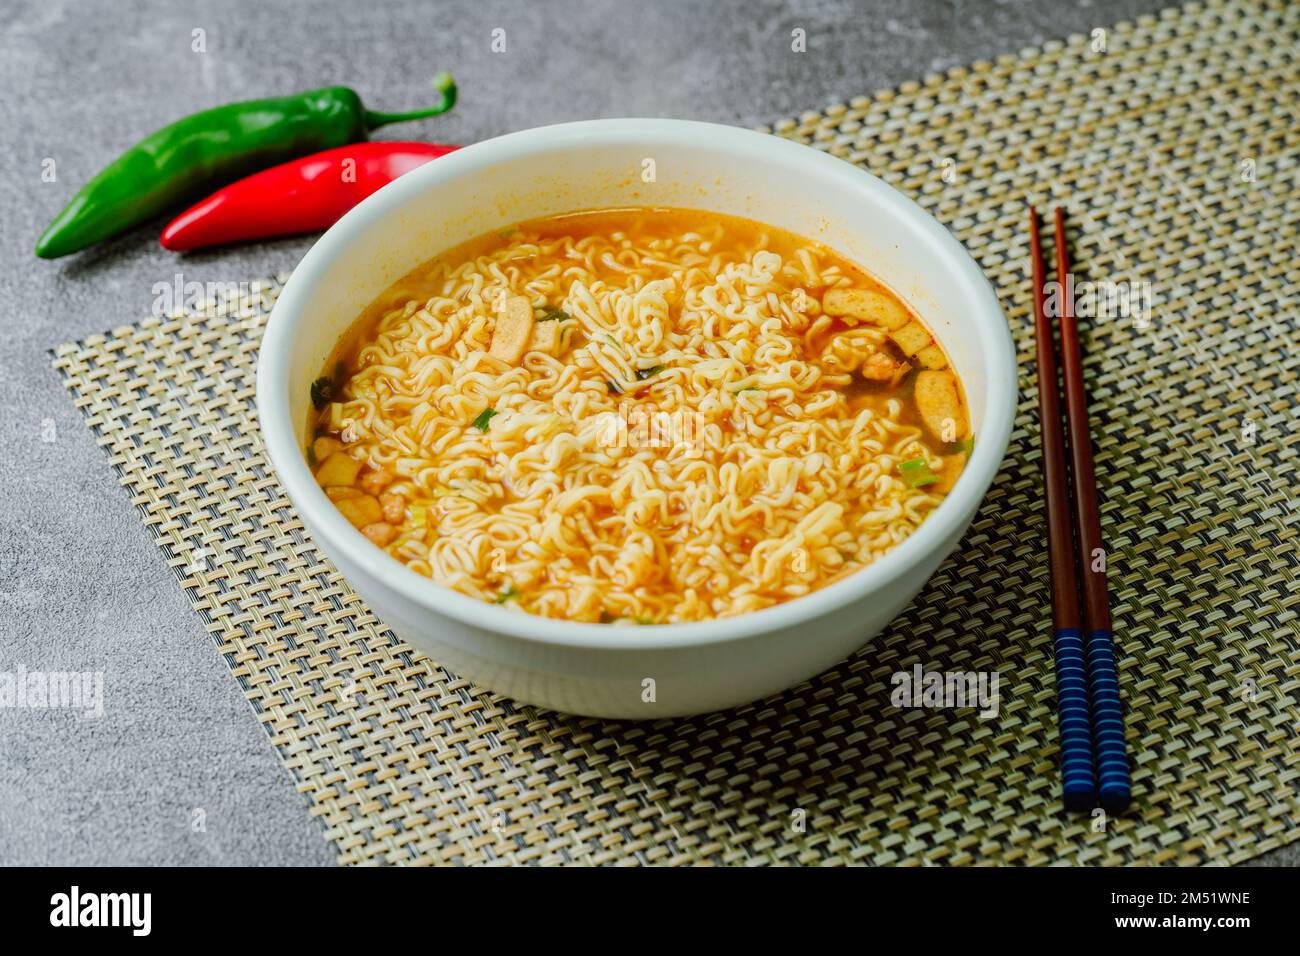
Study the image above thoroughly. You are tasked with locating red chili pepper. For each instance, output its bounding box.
[160,141,459,251]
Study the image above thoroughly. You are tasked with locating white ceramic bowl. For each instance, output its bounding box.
[257,118,1015,719]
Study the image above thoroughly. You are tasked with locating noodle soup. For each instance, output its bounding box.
[305,208,970,624]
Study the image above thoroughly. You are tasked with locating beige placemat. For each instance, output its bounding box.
[52,0,1299,865]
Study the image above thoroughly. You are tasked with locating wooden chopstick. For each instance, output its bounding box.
[1052,209,1132,813]
[1028,206,1097,812]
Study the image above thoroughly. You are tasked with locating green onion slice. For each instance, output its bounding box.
[898,457,940,488]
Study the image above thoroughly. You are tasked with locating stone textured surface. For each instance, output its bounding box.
[6,0,1283,866]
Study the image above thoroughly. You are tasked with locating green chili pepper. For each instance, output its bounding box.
[35,72,457,259]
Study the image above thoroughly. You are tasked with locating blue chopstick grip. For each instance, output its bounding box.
[1053,627,1097,811]
[1086,629,1131,813]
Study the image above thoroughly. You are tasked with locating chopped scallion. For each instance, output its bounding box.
[898,457,940,488]
[471,408,498,431]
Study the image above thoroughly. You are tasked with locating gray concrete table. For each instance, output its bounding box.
[2,0,1287,866]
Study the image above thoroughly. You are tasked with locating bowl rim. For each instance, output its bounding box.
[257,117,1016,651]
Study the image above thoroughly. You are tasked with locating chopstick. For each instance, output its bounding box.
[1028,206,1097,812]
[1052,209,1132,813]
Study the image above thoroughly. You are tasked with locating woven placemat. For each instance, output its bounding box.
[52,0,1298,865]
